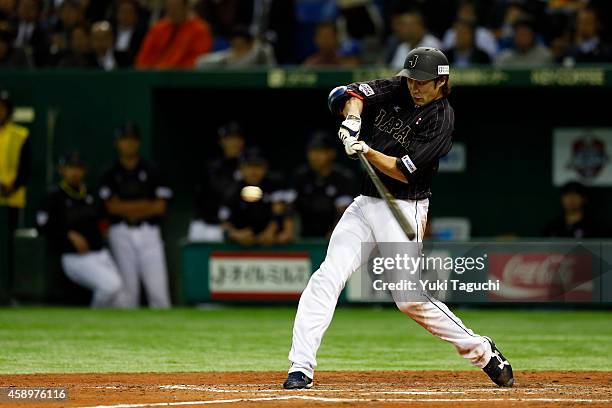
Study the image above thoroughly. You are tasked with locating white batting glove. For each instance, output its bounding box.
[344,136,370,157]
[338,114,361,143]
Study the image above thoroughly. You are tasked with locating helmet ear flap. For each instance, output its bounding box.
[327,85,350,116]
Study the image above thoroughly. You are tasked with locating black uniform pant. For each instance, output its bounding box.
[4,207,19,301]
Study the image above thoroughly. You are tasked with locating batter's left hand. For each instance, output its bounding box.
[344,136,369,158]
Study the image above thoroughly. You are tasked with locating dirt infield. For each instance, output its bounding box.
[0,371,611,408]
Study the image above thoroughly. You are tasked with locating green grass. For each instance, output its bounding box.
[0,307,610,374]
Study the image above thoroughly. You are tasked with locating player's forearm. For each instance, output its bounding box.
[364,149,408,183]
[124,200,167,219]
[105,199,145,218]
[259,222,278,237]
[105,198,167,218]
[136,199,167,218]
[342,97,363,118]
[277,217,295,244]
[222,222,246,237]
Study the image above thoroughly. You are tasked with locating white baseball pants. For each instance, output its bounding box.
[288,195,492,378]
[61,249,124,308]
[187,220,224,242]
[108,223,171,308]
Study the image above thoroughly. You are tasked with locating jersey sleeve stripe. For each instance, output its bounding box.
[346,89,364,100]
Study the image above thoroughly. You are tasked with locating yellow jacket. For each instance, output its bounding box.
[0,122,29,208]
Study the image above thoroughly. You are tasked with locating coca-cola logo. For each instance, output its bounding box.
[502,254,574,286]
[488,252,593,301]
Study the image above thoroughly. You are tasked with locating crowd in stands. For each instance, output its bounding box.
[0,0,610,70]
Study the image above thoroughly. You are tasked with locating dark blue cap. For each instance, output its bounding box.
[239,147,268,165]
[218,121,244,138]
[308,131,334,150]
[59,150,85,167]
[115,122,140,139]
[561,181,587,196]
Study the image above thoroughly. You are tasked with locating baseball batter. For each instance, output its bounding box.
[284,48,513,389]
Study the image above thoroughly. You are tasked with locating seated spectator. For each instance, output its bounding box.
[113,0,146,67]
[385,9,442,69]
[189,121,245,242]
[442,0,497,60]
[338,38,362,66]
[302,21,360,67]
[542,182,604,238]
[294,132,355,238]
[91,21,119,70]
[337,0,383,40]
[57,24,96,67]
[293,0,338,63]
[135,0,212,69]
[195,26,275,68]
[36,152,124,308]
[562,7,611,64]
[495,17,552,67]
[49,0,84,63]
[550,31,572,63]
[11,0,48,66]
[446,19,491,67]
[220,148,295,246]
[494,2,530,52]
[0,21,29,67]
[336,0,383,63]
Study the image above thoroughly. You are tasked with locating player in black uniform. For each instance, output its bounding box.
[37,152,124,308]
[219,148,295,246]
[189,122,245,241]
[284,48,513,389]
[293,131,355,238]
[98,123,172,308]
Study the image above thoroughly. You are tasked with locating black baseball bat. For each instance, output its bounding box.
[357,152,416,241]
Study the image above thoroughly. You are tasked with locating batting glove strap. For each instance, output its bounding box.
[338,114,361,143]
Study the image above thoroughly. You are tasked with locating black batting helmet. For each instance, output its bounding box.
[397,47,450,81]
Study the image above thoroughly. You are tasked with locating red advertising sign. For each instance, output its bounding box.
[209,252,311,301]
[488,253,593,301]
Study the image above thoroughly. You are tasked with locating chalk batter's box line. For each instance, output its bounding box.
[79,395,612,408]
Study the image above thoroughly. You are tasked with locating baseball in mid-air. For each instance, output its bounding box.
[241,185,263,202]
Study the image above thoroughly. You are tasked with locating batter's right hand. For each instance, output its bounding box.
[338,114,361,143]
[343,136,369,158]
